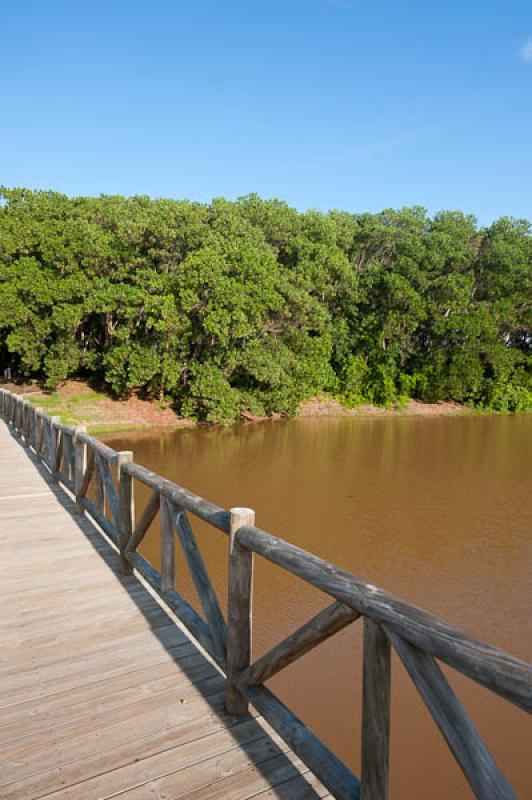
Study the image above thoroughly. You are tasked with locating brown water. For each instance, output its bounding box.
[106,416,532,798]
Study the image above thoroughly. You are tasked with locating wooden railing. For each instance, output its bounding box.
[1,388,530,800]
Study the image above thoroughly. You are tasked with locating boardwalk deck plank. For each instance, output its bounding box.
[0,420,324,800]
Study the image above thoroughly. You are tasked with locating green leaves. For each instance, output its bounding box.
[0,188,530,420]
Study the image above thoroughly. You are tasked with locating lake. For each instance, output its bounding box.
[106,414,532,798]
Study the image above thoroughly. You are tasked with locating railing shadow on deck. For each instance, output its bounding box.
[1,388,531,800]
[2,424,323,799]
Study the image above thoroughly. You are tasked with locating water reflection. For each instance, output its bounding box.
[106,415,532,798]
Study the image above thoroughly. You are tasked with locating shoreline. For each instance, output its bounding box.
[4,379,524,438]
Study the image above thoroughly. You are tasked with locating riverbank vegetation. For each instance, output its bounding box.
[1,188,530,423]
[6,379,189,433]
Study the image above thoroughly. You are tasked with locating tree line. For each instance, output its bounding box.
[0,188,530,422]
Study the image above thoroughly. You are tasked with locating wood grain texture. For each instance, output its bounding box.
[226,507,255,715]
[99,455,120,528]
[123,460,231,533]
[241,683,360,800]
[94,453,106,519]
[361,619,391,800]
[126,551,218,661]
[82,497,118,543]
[118,451,134,574]
[171,504,227,664]
[36,411,45,454]
[243,600,360,687]
[237,524,532,711]
[63,431,75,483]
[43,418,55,467]
[32,406,43,450]
[125,489,159,554]
[77,446,94,502]
[52,428,64,474]
[77,432,118,463]
[74,424,88,513]
[387,627,516,800]
[1,391,529,800]
[0,414,320,800]
[159,495,175,592]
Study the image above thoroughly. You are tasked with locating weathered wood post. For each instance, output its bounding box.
[26,402,34,445]
[19,399,23,435]
[160,496,175,591]
[34,408,44,454]
[94,454,106,517]
[63,432,75,483]
[117,451,134,575]
[74,425,88,513]
[226,506,255,715]
[49,416,61,476]
[15,396,21,434]
[52,427,64,480]
[361,618,391,800]
[27,404,35,448]
[23,400,31,444]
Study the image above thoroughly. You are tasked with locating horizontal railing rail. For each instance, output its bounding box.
[1,388,530,800]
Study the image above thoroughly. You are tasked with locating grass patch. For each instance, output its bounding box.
[88,423,146,435]
[22,385,185,434]
[28,393,60,407]
[66,391,106,406]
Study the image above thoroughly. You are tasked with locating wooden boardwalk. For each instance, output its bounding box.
[2,391,530,800]
[0,419,329,800]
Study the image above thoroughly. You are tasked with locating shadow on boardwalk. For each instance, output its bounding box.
[2,427,325,799]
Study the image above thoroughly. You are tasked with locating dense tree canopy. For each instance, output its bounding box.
[1,188,530,422]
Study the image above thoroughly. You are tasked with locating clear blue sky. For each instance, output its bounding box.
[1,0,531,224]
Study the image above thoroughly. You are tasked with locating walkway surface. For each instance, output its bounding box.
[0,420,329,800]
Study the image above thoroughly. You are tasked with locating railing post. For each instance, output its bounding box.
[34,408,43,454]
[160,495,175,591]
[22,400,29,444]
[118,451,134,575]
[14,396,20,434]
[226,506,255,715]
[74,425,87,513]
[27,403,35,448]
[94,454,105,516]
[49,416,61,476]
[361,618,391,800]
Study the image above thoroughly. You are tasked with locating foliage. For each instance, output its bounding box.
[1,188,530,422]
